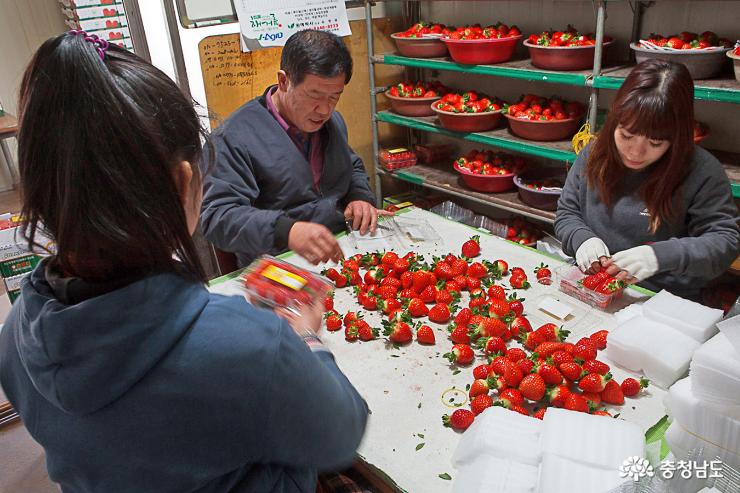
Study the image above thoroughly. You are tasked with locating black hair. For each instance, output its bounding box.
[17,32,209,282]
[280,30,352,85]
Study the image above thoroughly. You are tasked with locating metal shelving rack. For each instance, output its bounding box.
[363,0,740,222]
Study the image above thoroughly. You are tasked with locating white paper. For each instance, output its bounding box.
[234,0,351,52]
[537,295,574,321]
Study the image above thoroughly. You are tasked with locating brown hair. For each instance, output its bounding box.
[586,59,694,232]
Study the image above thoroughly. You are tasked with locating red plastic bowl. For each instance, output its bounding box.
[391,33,449,58]
[384,92,440,117]
[432,104,503,133]
[441,35,522,65]
[505,113,582,141]
[524,40,614,71]
[453,162,515,192]
[513,168,565,211]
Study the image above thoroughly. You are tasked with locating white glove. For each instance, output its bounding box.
[610,245,659,281]
[575,237,610,272]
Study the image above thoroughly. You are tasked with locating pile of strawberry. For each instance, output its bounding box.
[506,94,585,121]
[387,80,450,98]
[443,22,521,40]
[526,25,612,47]
[396,21,454,38]
[434,91,505,114]
[520,177,563,190]
[454,149,526,176]
[579,271,625,296]
[640,31,733,50]
[503,216,543,246]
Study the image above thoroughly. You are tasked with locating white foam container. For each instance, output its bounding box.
[690,333,740,407]
[717,313,740,356]
[452,456,539,493]
[642,290,722,343]
[537,453,628,493]
[665,420,740,471]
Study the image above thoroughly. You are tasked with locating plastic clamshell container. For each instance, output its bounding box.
[384,92,440,117]
[379,147,417,171]
[441,35,522,65]
[391,33,448,58]
[555,264,623,310]
[453,161,515,192]
[513,168,565,211]
[505,113,582,141]
[631,42,732,79]
[524,40,614,71]
[432,104,503,133]
[728,49,740,82]
[242,255,331,312]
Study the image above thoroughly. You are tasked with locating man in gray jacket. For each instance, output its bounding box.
[201,30,385,268]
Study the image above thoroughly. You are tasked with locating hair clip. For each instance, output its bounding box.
[69,29,109,61]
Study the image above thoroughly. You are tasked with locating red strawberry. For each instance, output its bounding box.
[381,251,399,266]
[470,394,494,415]
[497,388,524,408]
[583,359,610,376]
[357,322,378,341]
[511,267,525,277]
[503,360,524,388]
[451,258,469,277]
[621,377,649,397]
[582,391,601,407]
[326,314,342,331]
[382,320,413,344]
[592,410,612,417]
[376,285,398,300]
[324,295,334,311]
[468,296,487,310]
[517,358,535,375]
[407,298,429,318]
[547,384,570,408]
[454,307,473,325]
[343,258,360,272]
[445,279,462,293]
[537,363,564,385]
[487,373,508,392]
[473,364,490,380]
[380,298,402,315]
[582,271,609,290]
[596,278,625,295]
[535,263,551,283]
[600,379,625,405]
[520,329,544,350]
[519,374,546,401]
[533,408,547,420]
[420,285,438,304]
[435,288,455,305]
[533,341,571,358]
[573,339,598,361]
[344,325,360,341]
[416,324,436,345]
[510,275,530,289]
[510,405,530,416]
[469,378,491,398]
[534,323,570,343]
[443,409,475,430]
[494,259,509,275]
[478,336,506,355]
[449,324,471,345]
[469,318,507,339]
[551,350,574,366]
[399,288,416,299]
[590,329,609,350]
[564,393,590,413]
[361,294,378,311]
[363,269,383,285]
[444,344,475,365]
[467,262,488,279]
[505,347,527,363]
[558,361,584,382]
[411,270,432,293]
[510,315,532,334]
[489,356,508,376]
[429,303,451,323]
[392,257,409,275]
[579,372,611,393]
[433,261,454,281]
[507,293,524,316]
[487,284,506,300]
[343,312,362,327]
[488,298,512,320]
[461,235,481,258]
[399,270,413,289]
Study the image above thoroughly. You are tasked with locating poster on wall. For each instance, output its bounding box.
[234,0,351,52]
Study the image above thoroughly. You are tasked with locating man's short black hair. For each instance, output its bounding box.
[280,30,352,85]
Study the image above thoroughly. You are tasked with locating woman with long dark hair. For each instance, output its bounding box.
[0,32,367,492]
[555,59,738,300]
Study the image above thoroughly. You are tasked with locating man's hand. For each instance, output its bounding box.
[288,221,344,265]
[344,200,394,235]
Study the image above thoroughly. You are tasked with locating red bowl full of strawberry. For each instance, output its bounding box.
[633,31,734,79]
[452,149,526,192]
[391,22,453,58]
[432,91,506,133]
[441,23,522,65]
[524,27,614,71]
[384,80,449,117]
[504,94,585,141]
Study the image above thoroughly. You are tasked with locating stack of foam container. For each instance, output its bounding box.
[451,406,645,493]
[606,290,724,389]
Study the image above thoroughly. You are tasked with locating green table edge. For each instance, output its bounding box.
[376,111,578,162]
[381,54,588,86]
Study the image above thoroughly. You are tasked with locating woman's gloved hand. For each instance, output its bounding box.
[575,237,610,273]
[605,245,659,282]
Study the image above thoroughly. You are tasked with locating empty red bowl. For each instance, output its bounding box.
[441,36,522,65]
[384,92,441,117]
[524,40,614,71]
[391,33,449,58]
[505,114,582,141]
[453,162,515,192]
[432,104,503,133]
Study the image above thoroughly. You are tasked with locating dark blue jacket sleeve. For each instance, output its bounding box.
[261,320,369,471]
[200,130,287,258]
[333,113,376,207]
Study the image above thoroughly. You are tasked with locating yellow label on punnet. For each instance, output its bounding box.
[262,265,307,291]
